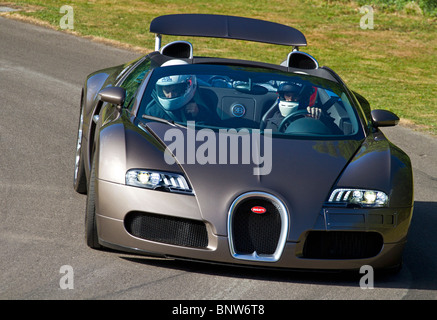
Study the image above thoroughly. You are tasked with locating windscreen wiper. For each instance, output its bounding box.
[141,114,186,128]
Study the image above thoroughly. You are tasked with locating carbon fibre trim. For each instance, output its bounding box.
[150,14,307,47]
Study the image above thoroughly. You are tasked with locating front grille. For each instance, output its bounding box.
[228,192,288,262]
[124,212,208,249]
[232,198,281,255]
[302,231,383,259]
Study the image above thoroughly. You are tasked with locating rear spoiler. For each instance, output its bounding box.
[150,14,307,51]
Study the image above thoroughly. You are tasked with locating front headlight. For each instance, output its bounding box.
[327,188,388,207]
[126,169,193,195]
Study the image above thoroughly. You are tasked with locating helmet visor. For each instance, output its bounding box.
[157,82,189,99]
[278,82,303,101]
[278,91,299,102]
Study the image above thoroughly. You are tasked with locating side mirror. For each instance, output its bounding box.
[98,86,126,110]
[371,109,399,127]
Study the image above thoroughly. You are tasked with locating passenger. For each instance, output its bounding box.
[264,82,332,132]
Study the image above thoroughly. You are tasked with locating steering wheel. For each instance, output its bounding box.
[187,103,218,126]
[278,109,310,132]
[208,75,231,87]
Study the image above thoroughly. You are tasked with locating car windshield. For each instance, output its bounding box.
[138,64,361,138]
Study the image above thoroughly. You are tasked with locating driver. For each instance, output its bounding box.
[264,82,322,131]
[145,71,218,124]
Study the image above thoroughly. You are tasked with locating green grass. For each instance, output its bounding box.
[2,0,436,135]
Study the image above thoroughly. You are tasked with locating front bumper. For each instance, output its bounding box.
[95,179,412,271]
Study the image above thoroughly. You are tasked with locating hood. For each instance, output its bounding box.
[142,122,362,240]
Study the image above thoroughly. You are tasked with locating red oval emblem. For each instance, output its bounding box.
[251,206,266,214]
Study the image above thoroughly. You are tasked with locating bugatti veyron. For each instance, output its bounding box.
[74,14,413,272]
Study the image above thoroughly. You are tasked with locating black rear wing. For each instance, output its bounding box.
[150,14,307,51]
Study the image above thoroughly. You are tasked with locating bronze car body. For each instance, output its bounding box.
[74,14,413,272]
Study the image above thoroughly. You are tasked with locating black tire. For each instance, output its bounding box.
[85,157,102,249]
[74,148,87,194]
[74,94,88,194]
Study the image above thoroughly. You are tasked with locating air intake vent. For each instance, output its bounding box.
[160,41,193,59]
[125,212,208,249]
[302,231,383,259]
[286,51,319,69]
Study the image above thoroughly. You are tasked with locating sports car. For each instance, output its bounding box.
[74,14,413,272]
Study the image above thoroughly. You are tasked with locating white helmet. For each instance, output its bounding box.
[156,74,197,111]
[277,82,303,117]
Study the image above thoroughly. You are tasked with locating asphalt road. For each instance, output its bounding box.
[1,16,436,300]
